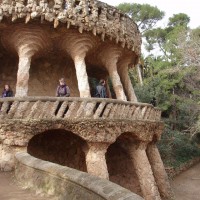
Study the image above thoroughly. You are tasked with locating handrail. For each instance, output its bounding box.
[0,97,161,121]
[15,152,144,200]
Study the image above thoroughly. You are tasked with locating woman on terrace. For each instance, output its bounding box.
[56,78,70,97]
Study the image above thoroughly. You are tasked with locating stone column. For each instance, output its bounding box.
[107,61,127,101]
[15,55,32,97]
[118,65,137,102]
[105,78,112,98]
[84,142,109,179]
[73,54,91,98]
[126,142,161,200]
[1,27,49,97]
[99,47,127,101]
[61,34,94,98]
[147,143,174,199]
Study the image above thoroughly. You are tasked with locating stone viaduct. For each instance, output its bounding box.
[0,0,173,199]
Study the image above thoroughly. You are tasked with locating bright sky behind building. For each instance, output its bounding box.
[102,0,199,29]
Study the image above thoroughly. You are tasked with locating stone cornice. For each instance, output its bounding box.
[0,0,141,55]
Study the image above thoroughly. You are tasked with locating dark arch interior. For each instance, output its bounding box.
[106,134,142,196]
[0,44,18,94]
[27,129,87,172]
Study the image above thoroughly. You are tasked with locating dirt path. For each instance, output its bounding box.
[0,172,55,200]
[171,162,200,200]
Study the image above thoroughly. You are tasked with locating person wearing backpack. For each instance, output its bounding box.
[95,79,107,98]
[56,78,70,97]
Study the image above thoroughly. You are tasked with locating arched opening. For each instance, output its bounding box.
[28,53,79,96]
[27,129,87,172]
[106,133,142,196]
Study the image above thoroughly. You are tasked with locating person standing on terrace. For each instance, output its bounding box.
[95,79,107,98]
[56,78,70,97]
[2,84,13,98]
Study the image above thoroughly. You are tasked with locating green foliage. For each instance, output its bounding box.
[158,126,200,167]
[135,63,200,129]
[144,28,168,52]
[117,3,164,33]
[121,2,200,166]
[168,13,190,27]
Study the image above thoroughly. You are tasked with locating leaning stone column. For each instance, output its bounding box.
[15,54,32,97]
[1,26,50,97]
[73,54,91,98]
[60,34,93,98]
[126,142,161,200]
[105,78,112,98]
[99,47,127,101]
[107,61,127,101]
[147,142,174,199]
[84,142,109,179]
[118,63,137,102]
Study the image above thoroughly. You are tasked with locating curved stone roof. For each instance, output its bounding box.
[0,0,141,55]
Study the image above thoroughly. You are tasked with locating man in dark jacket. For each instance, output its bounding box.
[150,97,157,107]
[2,85,13,97]
[95,79,107,98]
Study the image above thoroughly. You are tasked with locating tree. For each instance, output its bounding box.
[118,3,200,166]
[144,13,191,63]
[168,13,190,27]
[178,28,200,67]
[117,3,165,34]
[117,3,165,85]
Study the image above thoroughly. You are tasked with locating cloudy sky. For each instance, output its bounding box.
[102,0,199,29]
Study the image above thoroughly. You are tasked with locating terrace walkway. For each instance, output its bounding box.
[171,162,200,200]
[0,172,55,200]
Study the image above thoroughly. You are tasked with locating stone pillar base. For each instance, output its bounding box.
[147,143,174,199]
[125,142,161,200]
[84,142,110,179]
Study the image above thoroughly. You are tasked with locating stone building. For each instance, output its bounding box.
[0,0,173,199]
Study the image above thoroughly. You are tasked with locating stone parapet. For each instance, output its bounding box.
[0,0,141,54]
[0,97,161,121]
[15,152,144,200]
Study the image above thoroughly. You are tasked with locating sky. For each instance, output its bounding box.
[102,0,199,29]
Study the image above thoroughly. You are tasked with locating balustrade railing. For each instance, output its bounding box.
[0,97,161,121]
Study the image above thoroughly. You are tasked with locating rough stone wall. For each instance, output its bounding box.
[27,129,87,172]
[0,117,173,199]
[29,56,79,96]
[0,119,163,171]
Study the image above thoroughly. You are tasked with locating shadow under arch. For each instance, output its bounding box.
[27,129,87,172]
[106,132,142,196]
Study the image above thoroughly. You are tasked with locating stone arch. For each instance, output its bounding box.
[106,132,142,196]
[27,129,87,172]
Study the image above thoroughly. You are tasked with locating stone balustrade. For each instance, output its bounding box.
[0,97,161,121]
[0,0,141,54]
